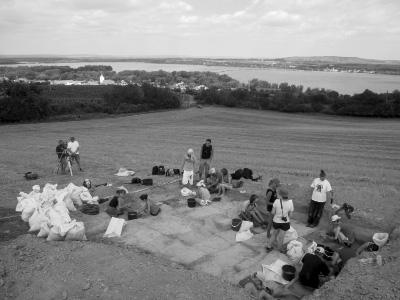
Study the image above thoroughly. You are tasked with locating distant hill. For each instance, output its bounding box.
[280,56,400,65]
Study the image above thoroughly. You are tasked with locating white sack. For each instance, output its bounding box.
[104,217,126,238]
[28,208,48,232]
[236,230,254,242]
[46,225,65,241]
[37,223,50,238]
[239,221,254,232]
[286,240,304,263]
[65,222,87,241]
[283,226,299,245]
[180,187,196,197]
[21,201,37,222]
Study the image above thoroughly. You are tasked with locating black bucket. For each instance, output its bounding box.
[128,211,138,220]
[187,198,196,208]
[231,218,242,231]
[282,265,296,281]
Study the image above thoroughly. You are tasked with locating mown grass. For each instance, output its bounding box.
[1,107,399,229]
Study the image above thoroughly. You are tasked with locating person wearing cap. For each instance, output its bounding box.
[67,136,83,172]
[181,148,197,186]
[307,170,332,228]
[198,139,214,180]
[327,215,354,247]
[266,188,294,252]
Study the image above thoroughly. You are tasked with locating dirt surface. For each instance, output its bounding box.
[0,235,251,300]
[1,107,400,299]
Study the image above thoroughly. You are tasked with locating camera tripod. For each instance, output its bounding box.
[55,152,73,176]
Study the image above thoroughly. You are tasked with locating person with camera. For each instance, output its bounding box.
[266,188,294,253]
[67,136,83,172]
[55,140,68,174]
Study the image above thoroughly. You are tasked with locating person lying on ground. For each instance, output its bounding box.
[266,188,294,253]
[181,148,196,186]
[355,236,382,256]
[299,248,333,289]
[67,136,83,171]
[82,179,112,203]
[206,168,223,194]
[307,170,333,228]
[326,215,355,247]
[56,140,68,174]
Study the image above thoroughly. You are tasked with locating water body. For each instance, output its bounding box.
[3,61,400,95]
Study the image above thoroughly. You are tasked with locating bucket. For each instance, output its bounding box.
[372,233,389,247]
[231,218,242,232]
[282,265,296,281]
[187,198,196,208]
[128,211,138,220]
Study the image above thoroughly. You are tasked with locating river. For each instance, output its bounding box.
[3,61,400,95]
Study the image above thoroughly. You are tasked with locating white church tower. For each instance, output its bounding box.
[99,73,105,85]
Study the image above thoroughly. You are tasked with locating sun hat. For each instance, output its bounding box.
[331,215,341,222]
[116,186,128,194]
[188,148,194,154]
[278,188,289,199]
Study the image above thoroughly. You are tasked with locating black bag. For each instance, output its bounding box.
[131,177,142,184]
[142,178,153,186]
[173,168,181,175]
[152,166,159,175]
[242,168,253,180]
[24,172,39,180]
[81,203,100,215]
[158,166,165,175]
[231,169,244,180]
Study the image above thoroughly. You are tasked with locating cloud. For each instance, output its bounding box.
[260,10,301,26]
[159,1,193,12]
[180,15,199,24]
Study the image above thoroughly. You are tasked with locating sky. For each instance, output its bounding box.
[1,0,400,59]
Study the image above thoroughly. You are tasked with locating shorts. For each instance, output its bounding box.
[182,170,194,185]
[272,221,290,231]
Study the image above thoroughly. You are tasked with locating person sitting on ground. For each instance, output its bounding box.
[307,170,333,228]
[112,188,152,218]
[82,179,111,203]
[67,136,83,171]
[107,186,128,216]
[55,140,68,174]
[181,148,196,186]
[198,138,214,180]
[219,168,233,195]
[327,215,355,247]
[266,188,294,253]
[239,194,266,227]
[206,168,223,194]
[299,248,332,289]
[195,180,212,206]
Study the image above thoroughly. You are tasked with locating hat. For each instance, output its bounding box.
[331,215,341,222]
[209,168,216,174]
[187,148,194,154]
[278,188,288,199]
[116,186,128,194]
[196,180,206,187]
[320,170,326,177]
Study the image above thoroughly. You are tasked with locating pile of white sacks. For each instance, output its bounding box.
[16,183,98,241]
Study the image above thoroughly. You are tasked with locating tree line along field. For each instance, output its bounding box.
[0,107,399,231]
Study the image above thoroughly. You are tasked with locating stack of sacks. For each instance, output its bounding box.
[16,183,88,241]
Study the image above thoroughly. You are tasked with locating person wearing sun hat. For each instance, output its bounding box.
[328,214,354,247]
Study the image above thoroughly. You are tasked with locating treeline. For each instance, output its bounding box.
[0,65,240,89]
[0,81,180,122]
[196,79,400,117]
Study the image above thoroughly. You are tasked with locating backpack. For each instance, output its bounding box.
[25,172,39,180]
[131,177,142,184]
[231,169,244,180]
[173,169,181,175]
[158,165,165,175]
[142,178,153,186]
[165,168,174,177]
[242,168,253,180]
[152,166,159,175]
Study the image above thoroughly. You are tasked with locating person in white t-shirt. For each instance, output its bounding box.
[67,136,83,171]
[307,170,332,228]
[266,188,294,253]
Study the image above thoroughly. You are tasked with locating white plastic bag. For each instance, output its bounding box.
[104,217,126,238]
[46,225,65,241]
[65,222,87,241]
[306,241,318,254]
[37,223,50,238]
[181,187,196,197]
[283,226,299,245]
[239,221,254,232]
[21,201,37,222]
[286,240,304,263]
[236,230,254,242]
[28,208,48,232]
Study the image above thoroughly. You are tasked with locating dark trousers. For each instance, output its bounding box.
[307,200,325,226]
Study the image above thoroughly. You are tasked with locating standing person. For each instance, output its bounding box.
[55,140,67,174]
[198,139,213,180]
[67,136,83,171]
[266,188,294,253]
[307,170,332,228]
[265,178,280,212]
[181,148,196,186]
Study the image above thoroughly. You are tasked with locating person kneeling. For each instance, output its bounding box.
[327,215,354,247]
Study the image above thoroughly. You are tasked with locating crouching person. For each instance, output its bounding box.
[299,248,333,289]
[327,215,355,247]
[195,180,212,206]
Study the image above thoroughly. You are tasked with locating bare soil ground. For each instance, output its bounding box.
[0,107,399,299]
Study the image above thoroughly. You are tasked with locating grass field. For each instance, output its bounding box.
[1,107,399,229]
